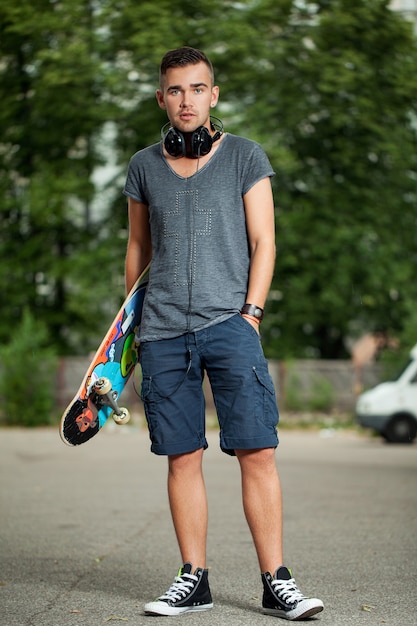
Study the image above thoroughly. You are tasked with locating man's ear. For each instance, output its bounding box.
[156,89,166,110]
[210,85,220,108]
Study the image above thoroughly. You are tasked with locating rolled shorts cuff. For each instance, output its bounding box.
[150,436,209,456]
[220,431,279,456]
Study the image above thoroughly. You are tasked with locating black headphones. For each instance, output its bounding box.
[161,116,224,158]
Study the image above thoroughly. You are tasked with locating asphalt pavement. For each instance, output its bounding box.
[0,424,416,626]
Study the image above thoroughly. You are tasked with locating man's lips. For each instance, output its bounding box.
[179,112,195,120]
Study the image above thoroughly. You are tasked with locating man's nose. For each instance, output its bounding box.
[180,91,191,107]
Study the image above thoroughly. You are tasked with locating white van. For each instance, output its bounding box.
[356,344,417,443]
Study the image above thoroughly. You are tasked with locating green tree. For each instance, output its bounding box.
[1,0,416,364]
[0,0,124,354]
[246,0,417,358]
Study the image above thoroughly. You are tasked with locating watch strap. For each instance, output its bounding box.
[240,303,264,321]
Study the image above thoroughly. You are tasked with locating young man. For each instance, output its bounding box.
[123,47,323,621]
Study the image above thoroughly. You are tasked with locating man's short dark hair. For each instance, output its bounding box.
[159,47,214,89]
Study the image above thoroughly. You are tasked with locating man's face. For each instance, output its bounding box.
[156,62,219,133]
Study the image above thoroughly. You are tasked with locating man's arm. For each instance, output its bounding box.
[125,198,152,293]
[242,176,276,330]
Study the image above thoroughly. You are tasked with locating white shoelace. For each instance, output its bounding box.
[271,577,307,604]
[159,572,198,602]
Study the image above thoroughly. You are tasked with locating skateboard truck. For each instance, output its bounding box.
[93,377,131,425]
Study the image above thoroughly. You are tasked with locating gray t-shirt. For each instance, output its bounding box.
[123,133,274,341]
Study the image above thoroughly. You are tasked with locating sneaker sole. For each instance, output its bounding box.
[263,599,324,620]
[144,602,213,616]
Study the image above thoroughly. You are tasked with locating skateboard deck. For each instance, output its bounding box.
[60,266,149,446]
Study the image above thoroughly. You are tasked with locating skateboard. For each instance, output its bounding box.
[60,266,149,446]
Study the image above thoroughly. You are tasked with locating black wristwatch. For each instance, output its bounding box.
[240,303,264,321]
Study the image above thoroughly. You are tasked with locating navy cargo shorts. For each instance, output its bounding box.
[139,313,279,456]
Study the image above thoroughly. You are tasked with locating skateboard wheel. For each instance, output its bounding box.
[112,407,130,425]
[94,377,112,395]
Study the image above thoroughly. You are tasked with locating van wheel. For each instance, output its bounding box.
[383,414,417,444]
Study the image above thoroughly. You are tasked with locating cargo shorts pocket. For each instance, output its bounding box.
[140,376,152,402]
[252,365,279,428]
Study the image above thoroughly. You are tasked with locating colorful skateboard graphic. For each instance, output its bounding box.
[60,266,149,446]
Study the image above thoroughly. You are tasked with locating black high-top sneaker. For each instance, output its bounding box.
[144,562,213,616]
[262,566,324,620]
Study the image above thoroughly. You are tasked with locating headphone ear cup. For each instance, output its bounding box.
[164,127,186,157]
[191,126,213,157]
[162,122,221,158]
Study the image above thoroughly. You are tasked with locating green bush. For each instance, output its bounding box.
[0,309,57,426]
[282,363,335,413]
[284,367,306,412]
[309,374,335,412]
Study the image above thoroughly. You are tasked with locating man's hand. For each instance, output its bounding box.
[241,313,261,335]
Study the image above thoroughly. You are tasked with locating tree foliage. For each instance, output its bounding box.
[0,0,124,354]
[261,0,417,358]
[0,0,416,360]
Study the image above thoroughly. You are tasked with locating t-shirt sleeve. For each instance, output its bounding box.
[123,153,147,204]
[241,141,275,195]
